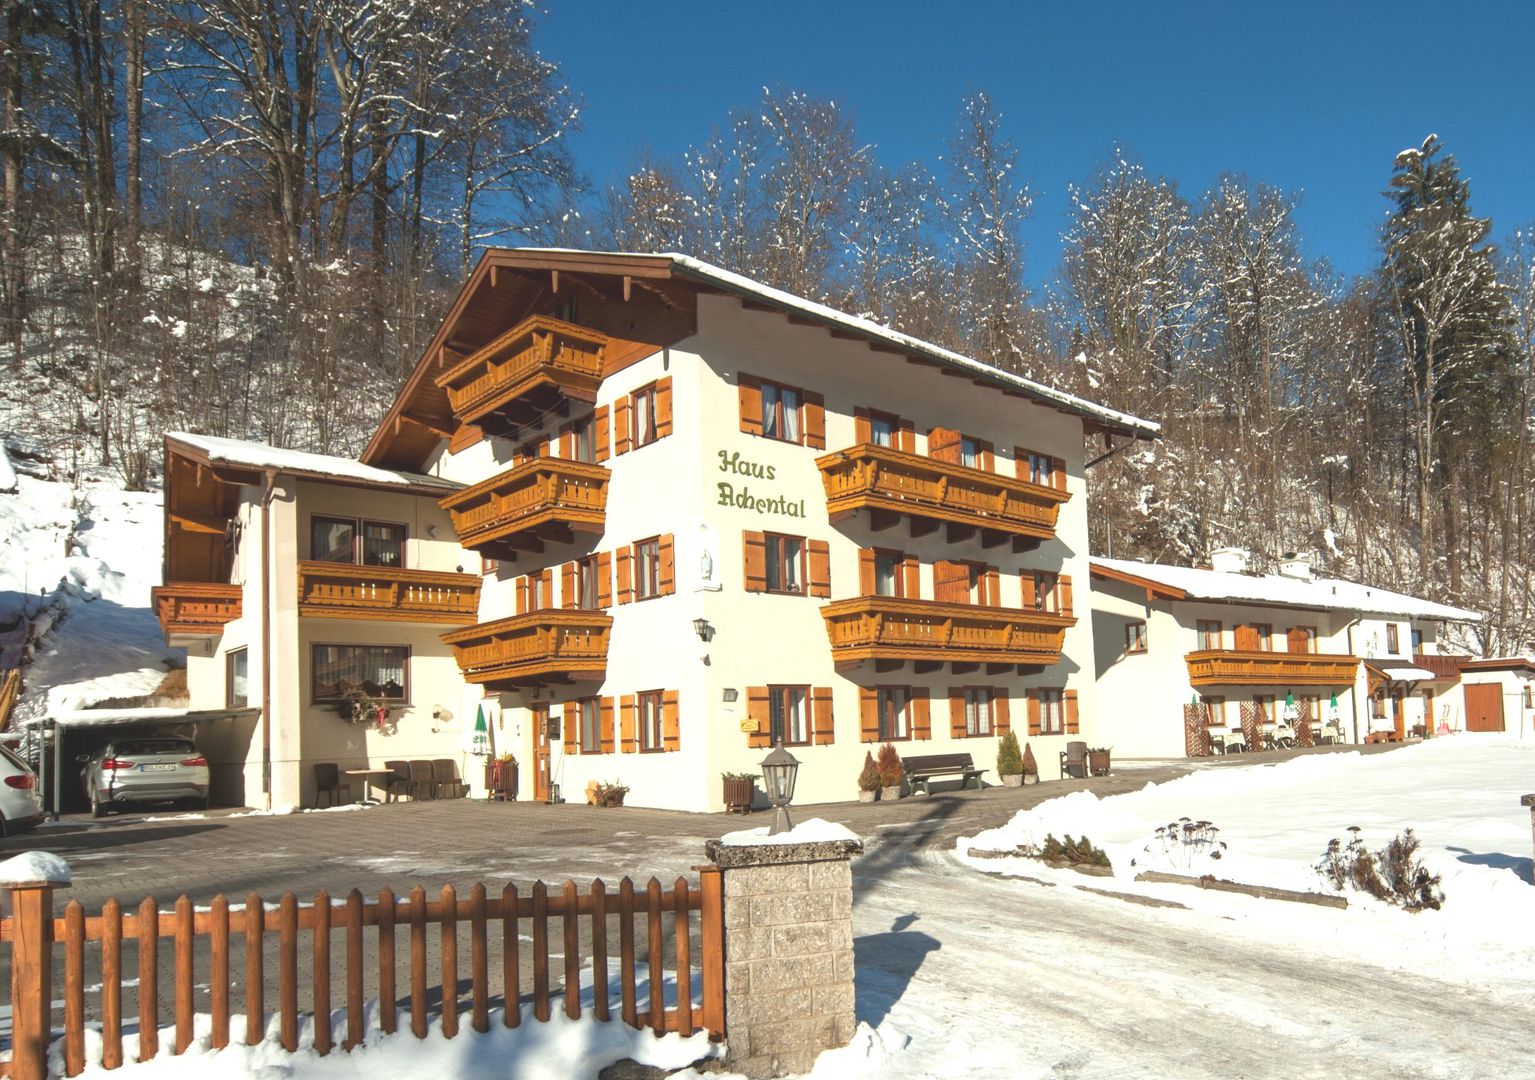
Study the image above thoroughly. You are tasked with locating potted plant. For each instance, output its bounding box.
[339,689,386,726]
[485,753,518,801]
[857,752,880,802]
[1088,746,1112,776]
[996,730,1024,787]
[876,743,904,801]
[722,771,756,813]
[592,781,628,807]
[1022,743,1038,784]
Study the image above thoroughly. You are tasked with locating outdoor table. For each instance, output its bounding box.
[344,768,399,805]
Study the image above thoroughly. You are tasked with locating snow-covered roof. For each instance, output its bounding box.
[520,248,1161,439]
[1368,662,1439,682]
[167,433,459,491]
[36,704,261,728]
[1091,557,1481,622]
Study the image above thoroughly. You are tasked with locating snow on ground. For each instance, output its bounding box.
[958,735,1535,993]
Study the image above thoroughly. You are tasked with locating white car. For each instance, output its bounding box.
[0,744,43,836]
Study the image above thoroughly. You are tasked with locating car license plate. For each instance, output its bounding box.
[143,763,176,772]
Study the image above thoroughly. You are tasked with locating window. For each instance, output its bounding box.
[1201,695,1226,726]
[578,556,601,610]
[632,385,659,448]
[571,414,596,464]
[874,551,901,597]
[637,690,664,751]
[1037,689,1064,735]
[1255,695,1275,723]
[481,555,500,577]
[1252,624,1272,651]
[1370,691,1387,719]
[311,644,408,703]
[1524,685,1533,711]
[1411,627,1423,653]
[1197,620,1223,651]
[761,381,802,443]
[526,572,550,611]
[1024,451,1054,487]
[227,648,248,708]
[579,697,601,754]
[769,686,810,746]
[877,687,911,741]
[961,437,984,469]
[765,534,805,594]
[869,412,896,448]
[310,516,405,568]
[962,688,993,736]
[1385,624,1400,654]
[635,538,661,600]
[1031,572,1059,612]
[1125,621,1147,654]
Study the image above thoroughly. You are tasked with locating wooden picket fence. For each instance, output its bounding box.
[2,871,724,1080]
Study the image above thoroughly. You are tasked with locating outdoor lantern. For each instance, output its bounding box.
[693,617,715,642]
[760,741,800,836]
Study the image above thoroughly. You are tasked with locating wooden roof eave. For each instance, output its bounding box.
[1089,563,1187,604]
[165,438,461,500]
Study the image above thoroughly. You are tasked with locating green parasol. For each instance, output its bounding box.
[470,703,491,756]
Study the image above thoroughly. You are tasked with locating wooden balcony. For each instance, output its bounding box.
[822,596,1074,673]
[1185,650,1361,688]
[817,444,1069,550]
[438,458,607,560]
[297,562,481,625]
[152,582,242,641]
[441,610,612,689]
[434,315,608,435]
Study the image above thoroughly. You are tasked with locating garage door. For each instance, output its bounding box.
[1464,683,1505,732]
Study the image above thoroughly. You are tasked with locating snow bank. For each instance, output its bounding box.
[0,850,70,885]
[0,442,16,493]
[718,817,859,846]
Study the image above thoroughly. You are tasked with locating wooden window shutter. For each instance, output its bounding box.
[738,376,763,436]
[984,568,1001,608]
[979,443,995,472]
[1065,689,1080,734]
[619,695,638,752]
[1051,456,1066,490]
[812,688,834,745]
[1058,574,1073,617]
[993,691,1011,735]
[563,702,578,754]
[655,376,674,438]
[859,687,879,743]
[803,391,826,449]
[662,690,680,751]
[538,568,552,609]
[594,405,611,462]
[928,426,962,464]
[949,689,966,738]
[600,698,615,753]
[911,688,931,740]
[743,531,768,592]
[1020,571,1037,609]
[658,534,675,596]
[515,576,529,615]
[561,561,577,609]
[808,540,831,598]
[854,408,871,445]
[1234,624,1259,651]
[1027,692,1042,736]
[613,396,632,455]
[747,687,771,749]
[858,548,876,596]
[1287,627,1309,654]
[902,555,921,600]
[1013,447,1028,480]
[559,424,574,460]
[934,561,968,605]
[616,546,635,605]
[596,552,613,608]
[897,419,915,453]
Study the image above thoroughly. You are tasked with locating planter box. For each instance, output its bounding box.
[484,760,518,802]
[1001,773,1023,788]
[1088,750,1111,776]
[857,789,877,802]
[880,784,903,801]
[723,777,756,814]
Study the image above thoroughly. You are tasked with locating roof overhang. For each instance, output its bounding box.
[1090,561,1187,602]
[1461,658,1535,678]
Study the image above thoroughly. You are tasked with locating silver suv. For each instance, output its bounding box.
[80,737,210,817]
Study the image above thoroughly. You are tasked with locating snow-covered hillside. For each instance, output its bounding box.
[0,437,179,724]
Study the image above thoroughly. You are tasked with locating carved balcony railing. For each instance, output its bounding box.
[438,458,607,559]
[817,444,1069,547]
[822,595,1074,671]
[297,562,481,625]
[441,610,612,689]
[434,315,608,433]
[1184,650,1361,688]
[152,582,243,640]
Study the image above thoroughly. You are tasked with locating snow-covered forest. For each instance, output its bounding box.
[3,2,1533,653]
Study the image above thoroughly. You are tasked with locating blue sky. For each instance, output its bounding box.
[537,1,1535,288]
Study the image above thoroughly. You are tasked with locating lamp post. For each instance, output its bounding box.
[760,742,800,836]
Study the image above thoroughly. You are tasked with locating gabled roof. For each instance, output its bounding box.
[167,432,460,495]
[361,248,1160,470]
[1090,557,1481,622]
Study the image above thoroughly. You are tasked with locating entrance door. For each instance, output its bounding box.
[1464,683,1505,732]
[531,703,551,801]
[1391,690,1406,741]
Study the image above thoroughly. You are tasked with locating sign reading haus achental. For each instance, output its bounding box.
[715,449,807,518]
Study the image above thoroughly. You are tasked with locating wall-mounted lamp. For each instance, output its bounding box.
[428,524,440,538]
[722,688,739,704]
[693,617,715,643]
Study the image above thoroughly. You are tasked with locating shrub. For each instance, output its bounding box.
[721,771,756,782]
[876,743,903,787]
[1038,833,1111,868]
[1317,827,1443,911]
[593,781,629,808]
[857,752,881,792]
[995,730,1023,776]
[1021,743,1038,777]
[1135,817,1226,871]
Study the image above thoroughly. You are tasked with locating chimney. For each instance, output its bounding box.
[1209,547,1250,575]
[1278,552,1313,581]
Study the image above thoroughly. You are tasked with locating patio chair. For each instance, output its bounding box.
[432,758,470,799]
[408,759,437,800]
[313,762,351,808]
[1059,740,1088,780]
[383,760,412,802]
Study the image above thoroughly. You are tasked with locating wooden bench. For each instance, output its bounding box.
[902,753,986,796]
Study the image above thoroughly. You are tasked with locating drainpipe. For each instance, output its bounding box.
[1343,617,1362,744]
[260,469,277,810]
